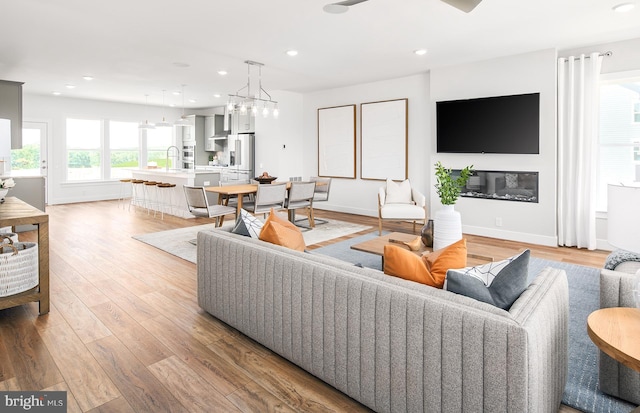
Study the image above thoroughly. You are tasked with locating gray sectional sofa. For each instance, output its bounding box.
[197,229,569,412]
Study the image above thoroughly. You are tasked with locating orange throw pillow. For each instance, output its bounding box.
[383,238,467,288]
[422,238,467,288]
[384,245,433,285]
[259,208,306,251]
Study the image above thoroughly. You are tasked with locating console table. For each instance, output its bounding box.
[0,196,49,314]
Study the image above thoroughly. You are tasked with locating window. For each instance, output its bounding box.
[66,118,101,181]
[12,127,41,175]
[110,121,139,178]
[147,127,173,169]
[597,75,640,211]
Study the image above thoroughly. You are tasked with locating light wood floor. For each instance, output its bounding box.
[0,201,606,412]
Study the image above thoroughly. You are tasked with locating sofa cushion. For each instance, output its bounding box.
[231,208,264,238]
[446,249,530,310]
[385,178,412,204]
[383,238,467,288]
[259,208,305,251]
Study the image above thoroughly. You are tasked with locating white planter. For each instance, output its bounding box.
[0,189,8,200]
[433,204,462,251]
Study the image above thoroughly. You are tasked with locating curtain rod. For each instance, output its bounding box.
[562,51,613,61]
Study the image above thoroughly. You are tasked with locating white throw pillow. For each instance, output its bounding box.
[385,178,412,204]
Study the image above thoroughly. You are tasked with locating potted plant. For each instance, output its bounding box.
[432,162,473,250]
[434,161,473,205]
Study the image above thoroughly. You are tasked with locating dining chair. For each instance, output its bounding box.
[244,183,287,217]
[285,181,316,228]
[309,177,332,225]
[183,185,237,227]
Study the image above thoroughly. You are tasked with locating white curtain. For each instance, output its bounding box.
[557,53,603,250]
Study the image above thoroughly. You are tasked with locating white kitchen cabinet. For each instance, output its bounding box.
[231,111,255,134]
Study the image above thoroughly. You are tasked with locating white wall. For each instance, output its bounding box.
[23,93,182,205]
[430,49,558,246]
[301,73,430,216]
[254,91,305,181]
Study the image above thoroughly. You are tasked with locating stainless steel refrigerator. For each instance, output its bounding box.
[224,134,255,183]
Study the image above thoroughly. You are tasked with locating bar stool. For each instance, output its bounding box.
[156,183,176,219]
[117,178,132,209]
[129,180,146,211]
[143,181,160,216]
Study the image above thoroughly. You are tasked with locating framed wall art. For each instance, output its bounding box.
[360,98,408,181]
[317,104,356,178]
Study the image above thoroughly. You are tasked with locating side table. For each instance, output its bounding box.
[0,196,49,314]
[587,307,640,372]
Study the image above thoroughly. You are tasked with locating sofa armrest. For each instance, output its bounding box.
[600,269,637,308]
[598,269,640,404]
[508,267,569,413]
[378,187,386,206]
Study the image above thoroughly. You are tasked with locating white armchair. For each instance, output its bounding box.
[377,179,427,235]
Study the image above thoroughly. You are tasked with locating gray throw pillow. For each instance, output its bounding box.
[231,209,263,238]
[445,249,530,310]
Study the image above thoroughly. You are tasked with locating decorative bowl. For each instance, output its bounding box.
[0,189,8,200]
[255,176,277,184]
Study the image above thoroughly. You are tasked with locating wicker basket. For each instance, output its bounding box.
[0,236,39,298]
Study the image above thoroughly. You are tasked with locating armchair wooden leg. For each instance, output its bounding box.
[413,220,416,234]
[379,218,382,235]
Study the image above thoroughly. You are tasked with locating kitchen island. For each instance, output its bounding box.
[130,169,222,218]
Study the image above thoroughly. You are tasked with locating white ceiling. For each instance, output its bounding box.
[1,0,640,109]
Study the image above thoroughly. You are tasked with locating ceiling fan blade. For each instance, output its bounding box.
[323,0,369,14]
[440,0,482,13]
[336,0,369,5]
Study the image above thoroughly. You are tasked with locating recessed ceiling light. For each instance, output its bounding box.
[82,76,94,81]
[613,2,635,12]
[169,104,176,107]
[286,50,298,57]
[173,62,190,68]
[65,84,76,89]
[213,93,221,98]
[414,49,428,56]
[52,91,61,96]
[188,99,197,103]
[172,91,181,95]
[218,70,228,76]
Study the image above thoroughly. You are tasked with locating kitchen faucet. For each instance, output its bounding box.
[166,146,180,171]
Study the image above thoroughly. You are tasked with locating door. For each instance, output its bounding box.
[12,121,49,202]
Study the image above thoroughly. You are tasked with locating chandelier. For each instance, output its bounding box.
[227,60,279,119]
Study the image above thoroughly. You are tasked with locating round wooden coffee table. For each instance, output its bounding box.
[587,307,640,372]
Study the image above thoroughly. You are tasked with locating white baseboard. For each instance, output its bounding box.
[462,225,558,247]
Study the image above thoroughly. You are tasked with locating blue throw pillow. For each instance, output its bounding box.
[445,249,530,310]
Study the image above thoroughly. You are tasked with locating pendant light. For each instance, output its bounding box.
[174,84,190,126]
[226,60,279,119]
[156,90,172,128]
[139,94,156,129]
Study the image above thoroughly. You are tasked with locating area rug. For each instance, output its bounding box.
[313,232,638,413]
[132,218,371,264]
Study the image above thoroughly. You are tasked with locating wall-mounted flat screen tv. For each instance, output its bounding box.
[436,92,540,154]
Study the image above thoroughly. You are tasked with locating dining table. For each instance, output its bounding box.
[205,181,325,222]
